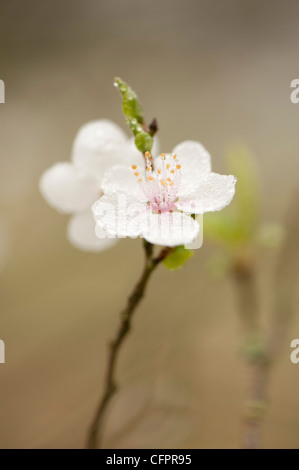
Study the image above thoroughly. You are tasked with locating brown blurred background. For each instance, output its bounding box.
[0,0,299,449]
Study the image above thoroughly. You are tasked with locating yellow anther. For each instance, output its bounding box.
[173,154,177,159]
[157,169,161,174]
[148,176,154,181]
[146,166,151,172]
[160,179,166,186]
[161,153,166,159]
[169,182,174,186]
[134,172,139,177]
[166,164,170,169]
[170,169,175,174]
[145,151,151,157]
[176,164,181,170]
[167,177,172,182]
[138,178,142,182]
[132,165,137,170]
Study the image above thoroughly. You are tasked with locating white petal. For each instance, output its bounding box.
[67,210,118,252]
[93,194,147,238]
[151,135,160,159]
[72,120,128,183]
[172,140,211,198]
[176,173,237,214]
[39,162,99,214]
[142,211,199,247]
[101,165,147,201]
[172,140,211,172]
[123,138,145,166]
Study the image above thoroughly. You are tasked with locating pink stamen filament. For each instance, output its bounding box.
[132,153,181,213]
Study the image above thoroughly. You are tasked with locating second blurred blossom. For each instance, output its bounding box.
[39,119,159,251]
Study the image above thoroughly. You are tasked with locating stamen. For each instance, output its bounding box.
[131,165,137,170]
[136,151,181,214]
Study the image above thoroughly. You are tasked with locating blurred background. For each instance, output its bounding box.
[0,0,299,449]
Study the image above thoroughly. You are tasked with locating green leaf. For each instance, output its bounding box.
[114,77,154,153]
[135,131,153,153]
[163,246,193,271]
[114,77,143,129]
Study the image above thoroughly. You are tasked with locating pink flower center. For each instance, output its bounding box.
[132,152,181,214]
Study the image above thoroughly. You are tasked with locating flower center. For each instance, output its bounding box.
[132,151,181,214]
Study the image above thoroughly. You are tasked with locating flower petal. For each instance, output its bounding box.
[172,140,211,198]
[101,165,147,202]
[67,210,118,252]
[93,194,147,238]
[39,162,99,214]
[176,173,237,214]
[72,120,128,183]
[142,211,200,247]
[93,193,200,246]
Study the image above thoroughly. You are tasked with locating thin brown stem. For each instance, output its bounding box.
[232,257,268,449]
[233,260,259,340]
[87,242,172,449]
[268,189,299,360]
[233,189,299,449]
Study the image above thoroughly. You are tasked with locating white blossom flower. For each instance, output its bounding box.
[39,119,159,251]
[93,141,236,247]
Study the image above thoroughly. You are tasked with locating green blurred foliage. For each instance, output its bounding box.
[204,145,285,278]
[204,145,260,248]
